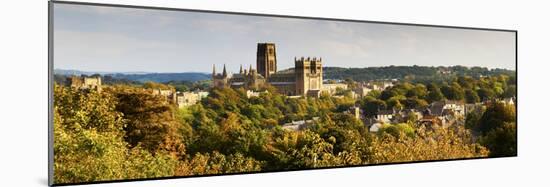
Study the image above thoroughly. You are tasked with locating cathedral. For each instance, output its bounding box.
[212,43,323,97]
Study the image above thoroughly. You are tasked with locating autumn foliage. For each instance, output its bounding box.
[53,75,514,184]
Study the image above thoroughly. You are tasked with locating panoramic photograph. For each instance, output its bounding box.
[52,2,517,185]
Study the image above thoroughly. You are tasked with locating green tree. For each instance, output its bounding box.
[426,83,444,102]
[387,97,404,110]
[480,122,517,157]
[143,81,174,90]
[360,97,387,117]
[503,85,516,98]
[475,103,516,157]
[477,102,516,135]
[175,151,263,176]
[441,83,464,101]
[465,89,480,103]
[110,86,185,156]
[403,97,429,109]
[380,89,400,101]
[53,85,128,183]
[477,87,495,101]
[53,84,179,183]
[369,126,488,164]
[406,84,428,98]
[377,123,415,139]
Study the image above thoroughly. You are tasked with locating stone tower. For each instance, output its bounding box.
[256,43,277,79]
[295,57,323,96]
[212,64,229,88]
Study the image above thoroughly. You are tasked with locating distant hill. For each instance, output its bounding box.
[55,65,515,84]
[107,73,211,83]
[276,65,514,82]
[54,69,150,76]
[54,69,211,83]
[321,65,515,81]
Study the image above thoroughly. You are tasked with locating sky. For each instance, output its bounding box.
[53,3,516,74]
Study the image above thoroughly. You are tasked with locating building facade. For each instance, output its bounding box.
[67,75,102,92]
[212,43,324,97]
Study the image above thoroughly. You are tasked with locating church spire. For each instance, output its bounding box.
[212,64,216,77]
[222,64,227,77]
[240,64,243,74]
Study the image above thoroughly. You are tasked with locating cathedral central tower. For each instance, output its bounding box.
[256,43,277,78]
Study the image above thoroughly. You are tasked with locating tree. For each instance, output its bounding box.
[426,83,444,102]
[503,85,516,98]
[480,122,517,157]
[403,110,419,123]
[53,84,178,183]
[175,151,263,176]
[406,84,428,98]
[477,102,516,135]
[369,126,488,164]
[124,149,177,179]
[477,87,495,101]
[367,90,382,98]
[265,130,362,169]
[457,76,475,90]
[380,89,399,101]
[110,86,185,156]
[465,89,480,103]
[465,107,484,130]
[475,103,516,157]
[143,81,174,90]
[403,97,429,109]
[377,123,415,139]
[53,84,128,183]
[360,97,387,117]
[387,97,404,110]
[441,83,464,101]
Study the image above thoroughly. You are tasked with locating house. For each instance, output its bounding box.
[421,100,465,127]
[282,117,319,131]
[174,91,209,108]
[382,81,394,89]
[246,90,266,98]
[322,83,348,95]
[394,109,423,122]
[151,88,177,104]
[428,100,465,116]
[376,109,395,123]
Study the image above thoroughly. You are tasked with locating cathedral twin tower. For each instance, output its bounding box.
[212,43,323,97]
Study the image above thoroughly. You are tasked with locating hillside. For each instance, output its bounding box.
[55,65,515,84]
[54,69,211,83]
[322,65,515,81]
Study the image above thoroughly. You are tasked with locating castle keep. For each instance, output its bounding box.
[67,75,102,92]
[212,43,324,97]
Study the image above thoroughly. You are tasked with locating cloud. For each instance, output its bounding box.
[55,30,165,56]
[54,29,186,71]
[53,4,516,72]
[56,3,153,17]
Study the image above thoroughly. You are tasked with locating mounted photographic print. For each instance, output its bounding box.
[49,1,517,186]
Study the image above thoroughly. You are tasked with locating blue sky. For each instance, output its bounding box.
[54,3,516,73]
